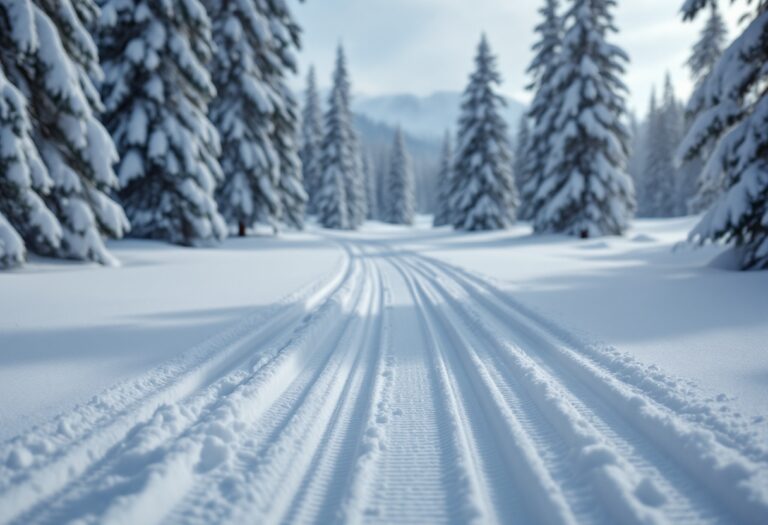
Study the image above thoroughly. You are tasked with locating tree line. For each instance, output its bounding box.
[1,0,766,271]
[432,0,767,270]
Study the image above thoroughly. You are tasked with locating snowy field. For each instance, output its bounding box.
[1,218,767,524]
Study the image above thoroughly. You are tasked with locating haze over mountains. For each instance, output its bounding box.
[354,91,526,141]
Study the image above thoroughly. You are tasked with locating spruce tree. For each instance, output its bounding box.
[512,115,533,220]
[523,0,563,223]
[386,128,415,226]
[99,0,225,246]
[266,0,306,231]
[324,47,365,228]
[451,36,517,232]
[1,0,128,267]
[206,0,276,235]
[685,2,728,214]
[300,67,323,216]
[640,76,684,218]
[0,70,60,268]
[317,57,354,230]
[679,0,768,270]
[531,0,634,237]
[686,2,728,86]
[433,131,454,227]
[363,152,378,220]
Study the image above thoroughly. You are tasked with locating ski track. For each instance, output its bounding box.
[1,236,767,524]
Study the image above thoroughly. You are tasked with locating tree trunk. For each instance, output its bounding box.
[238,221,246,237]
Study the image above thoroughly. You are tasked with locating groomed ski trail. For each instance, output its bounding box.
[1,236,767,525]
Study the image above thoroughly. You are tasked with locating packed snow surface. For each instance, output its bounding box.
[1,218,767,524]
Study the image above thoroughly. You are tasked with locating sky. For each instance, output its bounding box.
[292,0,741,116]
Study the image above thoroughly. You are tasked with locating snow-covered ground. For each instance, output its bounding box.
[1,218,767,524]
[0,234,342,440]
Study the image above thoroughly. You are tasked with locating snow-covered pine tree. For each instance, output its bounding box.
[679,0,768,270]
[329,48,365,228]
[99,0,225,246]
[685,2,728,214]
[640,75,684,218]
[348,142,367,227]
[687,2,728,86]
[363,152,378,220]
[523,0,562,223]
[626,111,647,213]
[386,128,415,226]
[512,115,533,220]
[531,0,634,237]
[433,131,454,227]
[1,0,128,266]
[317,65,353,230]
[265,0,306,231]
[0,67,60,268]
[451,36,517,231]
[206,0,278,235]
[300,66,323,216]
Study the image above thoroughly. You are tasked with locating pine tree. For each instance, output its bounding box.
[1,0,128,267]
[433,131,454,227]
[386,128,415,225]
[679,0,768,270]
[531,0,634,237]
[523,0,563,223]
[317,56,354,230]
[99,0,225,246]
[451,36,517,231]
[327,47,365,229]
[626,111,647,213]
[300,67,323,216]
[686,2,728,86]
[685,2,728,214]
[207,0,275,235]
[640,75,684,218]
[363,152,378,220]
[0,70,60,268]
[512,115,533,220]
[266,0,306,231]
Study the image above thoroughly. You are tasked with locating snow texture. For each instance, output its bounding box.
[1,219,767,524]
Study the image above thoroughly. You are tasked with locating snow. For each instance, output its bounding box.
[0,234,342,440]
[1,217,767,524]
[408,217,768,421]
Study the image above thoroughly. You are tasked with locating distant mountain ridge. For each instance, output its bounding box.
[353,91,526,140]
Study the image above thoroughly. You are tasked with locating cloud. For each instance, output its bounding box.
[294,0,740,115]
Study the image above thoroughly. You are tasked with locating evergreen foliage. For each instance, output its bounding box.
[1,0,128,267]
[99,0,225,246]
[531,0,634,237]
[433,131,454,227]
[300,67,323,216]
[386,128,415,225]
[680,0,768,270]
[451,36,517,232]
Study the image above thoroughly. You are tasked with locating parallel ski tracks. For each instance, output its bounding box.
[1,237,767,524]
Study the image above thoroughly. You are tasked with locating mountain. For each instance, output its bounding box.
[353,91,526,140]
[354,114,441,213]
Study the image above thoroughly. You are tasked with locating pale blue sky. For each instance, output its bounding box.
[292,0,740,114]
